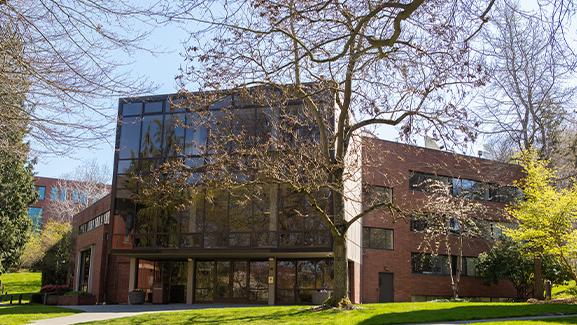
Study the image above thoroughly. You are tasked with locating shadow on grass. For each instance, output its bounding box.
[358,304,577,325]
[0,304,80,315]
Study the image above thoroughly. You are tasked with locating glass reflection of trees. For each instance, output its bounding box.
[114,97,332,250]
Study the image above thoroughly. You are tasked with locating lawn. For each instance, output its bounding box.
[0,304,79,325]
[476,316,577,324]
[0,272,42,302]
[554,281,577,299]
[84,302,577,325]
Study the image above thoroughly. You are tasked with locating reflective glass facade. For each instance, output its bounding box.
[112,95,332,251]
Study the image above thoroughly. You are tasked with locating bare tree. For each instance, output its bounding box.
[478,0,577,167]
[413,180,488,298]
[0,1,170,156]
[47,159,111,222]
[128,0,524,307]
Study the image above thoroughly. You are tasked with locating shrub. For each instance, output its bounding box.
[40,284,70,295]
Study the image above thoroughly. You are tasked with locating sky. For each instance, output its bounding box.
[33,23,189,178]
[32,1,570,179]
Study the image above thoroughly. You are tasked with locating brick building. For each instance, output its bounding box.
[70,90,522,305]
[30,176,111,229]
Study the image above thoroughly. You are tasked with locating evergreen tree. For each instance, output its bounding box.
[0,25,37,274]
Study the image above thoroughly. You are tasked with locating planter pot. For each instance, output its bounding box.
[129,290,145,305]
[57,294,96,305]
[312,291,331,305]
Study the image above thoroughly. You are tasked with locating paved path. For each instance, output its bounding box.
[29,304,253,325]
[413,313,577,324]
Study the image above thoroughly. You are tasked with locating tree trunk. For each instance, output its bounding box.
[534,256,544,300]
[331,235,349,306]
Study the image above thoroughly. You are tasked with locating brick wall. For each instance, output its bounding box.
[70,194,111,303]
[361,138,521,302]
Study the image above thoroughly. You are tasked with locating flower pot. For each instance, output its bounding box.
[129,290,145,305]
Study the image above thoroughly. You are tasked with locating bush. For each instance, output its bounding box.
[40,284,70,295]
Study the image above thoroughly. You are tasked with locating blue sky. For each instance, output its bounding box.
[33,23,189,179]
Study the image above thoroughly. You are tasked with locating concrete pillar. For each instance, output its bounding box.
[186,259,195,304]
[268,257,276,305]
[128,258,137,292]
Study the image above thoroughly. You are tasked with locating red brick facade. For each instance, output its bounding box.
[361,137,521,302]
[70,194,112,303]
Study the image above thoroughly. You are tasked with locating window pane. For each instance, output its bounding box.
[140,115,163,158]
[37,186,46,201]
[163,113,186,156]
[50,186,59,200]
[363,185,392,211]
[276,261,296,290]
[122,102,141,116]
[185,113,208,156]
[117,159,138,175]
[368,228,393,250]
[144,101,163,113]
[297,260,316,290]
[118,116,141,159]
[28,207,43,229]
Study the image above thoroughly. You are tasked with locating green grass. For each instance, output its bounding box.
[83,302,577,325]
[0,272,42,294]
[0,272,42,302]
[0,304,79,325]
[476,316,577,324]
[554,281,577,298]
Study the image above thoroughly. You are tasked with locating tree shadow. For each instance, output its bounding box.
[358,304,577,325]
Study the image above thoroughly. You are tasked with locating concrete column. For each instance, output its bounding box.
[186,259,195,304]
[128,258,137,292]
[268,257,276,305]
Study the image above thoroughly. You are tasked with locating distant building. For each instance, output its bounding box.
[30,176,111,229]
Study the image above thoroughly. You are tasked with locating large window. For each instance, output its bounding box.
[36,186,46,201]
[411,253,478,276]
[363,185,392,211]
[409,171,521,203]
[28,207,43,230]
[362,227,394,250]
[276,259,333,304]
[194,259,269,303]
[118,116,141,159]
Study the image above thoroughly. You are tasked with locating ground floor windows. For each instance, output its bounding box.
[195,260,269,303]
[276,259,333,304]
[133,258,334,304]
[411,253,479,276]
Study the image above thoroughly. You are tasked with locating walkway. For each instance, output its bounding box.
[29,303,253,325]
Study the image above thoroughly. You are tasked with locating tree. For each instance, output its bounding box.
[154,0,514,307]
[20,220,73,271]
[34,221,72,286]
[477,237,572,300]
[0,24,37,275]
[477,1,576,172]
[505,149,577,284]
[413,179,488,298]
[47,159,111,222]
[1,1,163,155]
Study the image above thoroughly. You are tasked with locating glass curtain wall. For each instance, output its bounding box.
[113,96,332,250]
